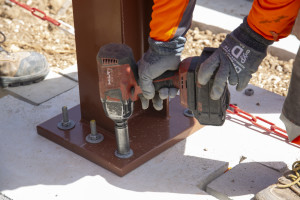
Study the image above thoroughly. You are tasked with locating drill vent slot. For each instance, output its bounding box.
[101,58,119,65]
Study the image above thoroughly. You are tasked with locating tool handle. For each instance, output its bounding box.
[130,61,180,94]
[152,70,180,91]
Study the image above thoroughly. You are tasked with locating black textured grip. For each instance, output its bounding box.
[154,70,177,81]
[130,63,177,92]
[191,47,230,126]
[152,70,177,91]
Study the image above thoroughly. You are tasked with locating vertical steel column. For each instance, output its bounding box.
[72,0,167,133]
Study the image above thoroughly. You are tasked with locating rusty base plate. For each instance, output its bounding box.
[37,97,203,176]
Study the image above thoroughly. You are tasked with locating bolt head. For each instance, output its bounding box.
[244,88,254,96]
[57,120,75,130]
[85,133,104,143]
[115,149,133,159]
[183,109,194,118]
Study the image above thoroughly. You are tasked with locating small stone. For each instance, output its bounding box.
[196,49,202,55]
[203,39,211,45]
[283,64,292,73]
[270,63,277,70]
[276,65,283,72]
[288,59,294,64]
[205,30,213,36]
[48,0,65,13]
[239,156,247,163]
[256,102,260,106]
[193,27,200,33]
[193,33,202,40]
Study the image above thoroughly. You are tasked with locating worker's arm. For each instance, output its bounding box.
[149,0,195,41]
[138,0,196,110]
[248,0,300,41]
[198,0,300,100]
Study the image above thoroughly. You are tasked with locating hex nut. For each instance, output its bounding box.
[244,88,254,96]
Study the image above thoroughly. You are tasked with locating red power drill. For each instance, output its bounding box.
[97,43,230,158]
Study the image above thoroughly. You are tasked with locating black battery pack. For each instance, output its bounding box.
[186,47,230,126]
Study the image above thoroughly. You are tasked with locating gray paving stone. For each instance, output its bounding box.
[0,88,8,99]
[254,160,288,173]
[5,70,77,105]
[206,162,283,200]
[55,64,78,82]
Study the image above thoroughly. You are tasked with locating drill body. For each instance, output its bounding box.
[97,44,229,158]
[97,44,230,128]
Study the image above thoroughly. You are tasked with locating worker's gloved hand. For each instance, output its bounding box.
[138,36,186,110]
[198,17,273,100]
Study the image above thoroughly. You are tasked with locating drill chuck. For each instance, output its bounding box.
[114,121,133,158]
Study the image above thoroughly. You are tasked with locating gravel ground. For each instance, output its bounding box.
[0,0,295,96]
[0,0,76,70]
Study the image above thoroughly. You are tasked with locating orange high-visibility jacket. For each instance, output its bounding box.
[150,0,300,42]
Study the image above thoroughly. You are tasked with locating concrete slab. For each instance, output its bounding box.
[0,83,299,200]
[0,86,223,200]
[206,162,283,200]
[226,84,300,167]
[228,84,285,114]
[54,64,78,82]
[193,0,300,60]
[182,84,299,199]
[4,70,78,105]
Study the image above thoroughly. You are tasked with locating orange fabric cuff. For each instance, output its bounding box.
[247,0,300,41]
[150,0,189,41]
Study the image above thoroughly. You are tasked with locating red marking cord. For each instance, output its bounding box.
[9,0,61,26]
[226,104,300,146]
[9,0,74,35]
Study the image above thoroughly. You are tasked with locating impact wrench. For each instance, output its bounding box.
[96,44,230,159]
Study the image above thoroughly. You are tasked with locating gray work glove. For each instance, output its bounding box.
[138,36,186,110]
[198,17,273,100]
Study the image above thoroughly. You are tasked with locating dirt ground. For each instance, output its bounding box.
[0,0,294,96]
[0,0,76,71]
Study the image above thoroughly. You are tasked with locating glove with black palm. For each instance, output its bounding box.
[198,17,273,100]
